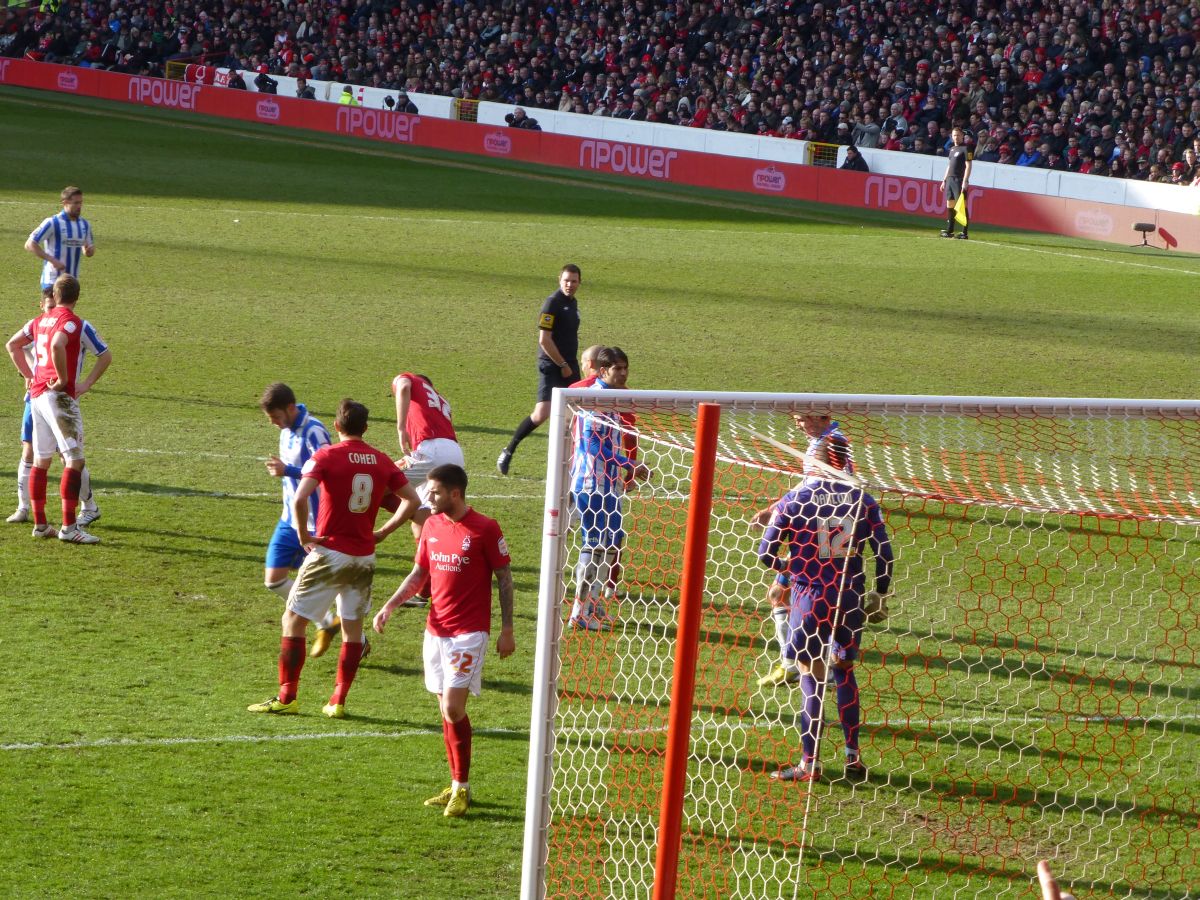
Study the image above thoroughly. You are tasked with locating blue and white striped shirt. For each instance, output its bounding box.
[569,379,634,495]
[29,212,94,288]
[277,404,331,528]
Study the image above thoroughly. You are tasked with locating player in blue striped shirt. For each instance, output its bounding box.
[259,383,342,658]
[758,460,893,783]
[567,348,649,631]
[25,187,95,297]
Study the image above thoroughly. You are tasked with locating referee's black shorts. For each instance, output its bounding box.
[536,358,579,402]
[944,176,963,204]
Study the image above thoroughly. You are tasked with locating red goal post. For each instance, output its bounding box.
[520,390,1200,900]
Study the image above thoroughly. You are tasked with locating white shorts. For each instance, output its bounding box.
[30,390,84,462]
[400,438,465,505]
[287,545,376,623]
[423,630,488,696]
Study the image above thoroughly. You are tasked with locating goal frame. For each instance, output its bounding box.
[519,388,1200,900]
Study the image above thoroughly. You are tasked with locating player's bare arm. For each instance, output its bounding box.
[372,481,421,542]
[265,456,286,477]
[373,564,429,633]
[393,376,413,455]
[75,348,111,397]
[48,331,70,391]
[537,329,572,377]
[628,460,651,482]
[5,330,34,381]
[290,476,323,551]
[495,564,516,658]
[24,235,65,271]
[751,503,776,528]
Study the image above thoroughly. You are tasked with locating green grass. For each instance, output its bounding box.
[0,86,1196,899]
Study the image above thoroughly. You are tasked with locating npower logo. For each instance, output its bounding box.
[865,175,975,216]
[334,107,419,143]
[127,77,200,110]
[483,131,512,155]
[57,71,79,91]
[753,166,786,193]
[256,99,280,121]
[0,59,10,83]
[1074,209,1114,237]
[579,140,677,179]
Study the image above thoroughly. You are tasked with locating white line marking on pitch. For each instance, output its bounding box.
[12,712,1193,753]
[969,238,1200,276]
[0,727,524,752]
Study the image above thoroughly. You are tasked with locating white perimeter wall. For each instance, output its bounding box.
[227,69,1199,216]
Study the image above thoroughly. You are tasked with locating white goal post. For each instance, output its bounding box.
[521,390,1200,900]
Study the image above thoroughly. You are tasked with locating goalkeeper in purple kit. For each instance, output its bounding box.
[758,459,893,782]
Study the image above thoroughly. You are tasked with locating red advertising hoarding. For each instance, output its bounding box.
[1,58,1194,252]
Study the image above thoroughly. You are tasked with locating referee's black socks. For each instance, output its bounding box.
[507,416,539,454]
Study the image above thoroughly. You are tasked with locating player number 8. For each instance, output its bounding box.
[348,473,374,513]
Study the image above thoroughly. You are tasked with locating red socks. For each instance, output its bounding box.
[278,636,306,703]
[30,466,48,526]
[444,715,472,783]
[61,468,81,527]
[329,641,365,705]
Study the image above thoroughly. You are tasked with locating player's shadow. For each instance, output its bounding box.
[476,678,528,696]
[336,714,433,728]
[366,662,424,679]
[56,478,275,506]
[455,797,522,822]
[87,387,257,413]
[453,423,521,437]
[860,637,1197,703]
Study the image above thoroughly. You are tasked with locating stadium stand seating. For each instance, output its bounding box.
[5,0,1200,183]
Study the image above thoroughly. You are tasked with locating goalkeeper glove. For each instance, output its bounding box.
[864,590,890,625]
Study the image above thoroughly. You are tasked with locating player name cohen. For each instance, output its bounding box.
[430,551,470,573]
[347,452,378,464]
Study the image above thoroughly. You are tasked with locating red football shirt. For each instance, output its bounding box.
[29,307,83,399]
[301,438,408,556]
[418,508,511,637]
[391,372,458,445]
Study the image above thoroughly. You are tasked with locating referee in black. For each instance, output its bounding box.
[497,263,583,475]
[939,126,972,239]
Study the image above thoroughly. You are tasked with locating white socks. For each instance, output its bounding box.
[16,459,31,509]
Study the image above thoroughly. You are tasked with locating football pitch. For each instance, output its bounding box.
[0,87,1197,899]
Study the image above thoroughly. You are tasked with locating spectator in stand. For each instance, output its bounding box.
[13,0,1200,184]
[227,69,247,91]
[851,113,881,149]
[505,107,541,130]
[254,66,278,95]
[295,76,315,100]
[841,145,870,173]
[394,89,419,114]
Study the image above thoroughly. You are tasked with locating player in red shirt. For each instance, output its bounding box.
[374,463,514,818]
[249,398,422,718]
[390,372,467,606]
[6,275,111,544]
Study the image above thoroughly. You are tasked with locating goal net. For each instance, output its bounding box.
[520,391,1199,900]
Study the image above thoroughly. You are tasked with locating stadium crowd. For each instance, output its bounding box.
[6,0,1200,182]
